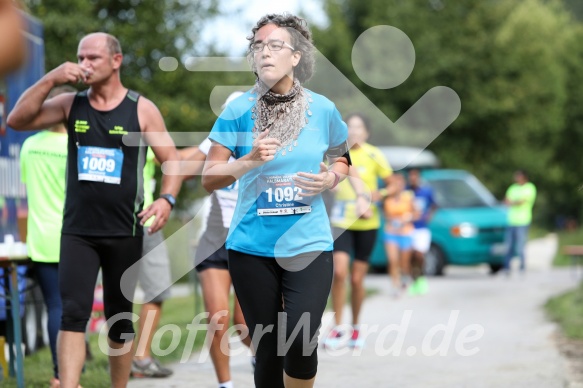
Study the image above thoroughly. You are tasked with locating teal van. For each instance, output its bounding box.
[368,147,508,275]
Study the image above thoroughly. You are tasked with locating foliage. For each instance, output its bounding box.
[21,0,257,129]
[21,0,257,208]
[19,0,583,220]
[551,24,583,224]
[313,0,582,226]
[553,227,583,266]
[545,280,583,340]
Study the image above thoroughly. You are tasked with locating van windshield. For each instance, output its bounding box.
[429,176,498,208]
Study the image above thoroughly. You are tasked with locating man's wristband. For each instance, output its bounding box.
[329,170,340,189]
[159,193,176,209]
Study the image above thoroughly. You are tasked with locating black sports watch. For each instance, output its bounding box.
[159,193,176,209]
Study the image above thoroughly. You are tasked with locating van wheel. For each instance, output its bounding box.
[369,265,387,274]
[489,263,503,274]
[425,245,445,276]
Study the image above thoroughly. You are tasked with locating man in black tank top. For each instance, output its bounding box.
[8,32,182,388]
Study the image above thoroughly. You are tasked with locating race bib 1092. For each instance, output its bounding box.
[256,174,313,216]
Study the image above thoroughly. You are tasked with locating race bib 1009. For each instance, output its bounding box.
[256,174,313,216]
[77,146,123,184]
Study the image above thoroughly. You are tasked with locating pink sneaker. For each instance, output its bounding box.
[349,328,365,349]
[322,328,345,350]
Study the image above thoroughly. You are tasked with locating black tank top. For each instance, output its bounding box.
[63,90,146,237]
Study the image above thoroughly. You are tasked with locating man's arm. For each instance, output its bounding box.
[137,97,182,233]
[7,62,87,130]
[504,188,529,206]
[177,146,206,180]
[505,198,525,206]
[150,145,205,179]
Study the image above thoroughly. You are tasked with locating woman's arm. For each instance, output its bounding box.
[177,146,206,180]
[202,142,247,191]
[202,129,282,192]
[293,157,350,196]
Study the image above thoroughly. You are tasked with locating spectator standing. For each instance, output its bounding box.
[327,112,392,348]
[503,170,536,275]
[20,85,75,387]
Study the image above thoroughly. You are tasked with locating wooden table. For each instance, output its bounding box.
[0,253,30,388]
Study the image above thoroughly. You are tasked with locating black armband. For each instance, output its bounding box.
[326,142,352,165]
[341,150,352,166]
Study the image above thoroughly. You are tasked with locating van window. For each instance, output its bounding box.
[430,176,498,208]
[379,146,439,171]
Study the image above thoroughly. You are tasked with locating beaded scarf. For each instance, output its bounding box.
[251,79,313,156]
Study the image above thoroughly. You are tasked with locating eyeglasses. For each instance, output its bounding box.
[250,39,295,53]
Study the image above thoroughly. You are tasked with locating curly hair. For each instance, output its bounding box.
[247,13,315,84]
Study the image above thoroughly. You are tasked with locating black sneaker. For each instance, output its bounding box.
[131,358,173,378]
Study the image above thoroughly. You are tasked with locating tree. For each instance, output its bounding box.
[551,23,583,224]
[313,0,578,226]
[23,0,257,204]
[24,0,221,135]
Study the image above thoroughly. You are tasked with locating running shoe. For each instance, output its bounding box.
[348,327,365,349]
[415,276,429,295]
[322,327,345,350]
[390,284,402,298]
[131,357,173,378]
[407,280,419,296]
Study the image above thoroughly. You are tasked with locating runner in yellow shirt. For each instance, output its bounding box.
[326,113,392,349]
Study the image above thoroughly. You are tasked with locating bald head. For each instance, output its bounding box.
[80,33,122,56]
[77,32,124,84]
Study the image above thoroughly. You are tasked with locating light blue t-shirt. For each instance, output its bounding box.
[209,89,347,258]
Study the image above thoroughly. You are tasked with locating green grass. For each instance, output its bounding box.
[528,225,550,240]
[163,217,199,284]
[545,281,583,340]
[553,228,583,266]
[2,334,111,388]
[2,294,207,387]
[545,228,583,342]
[146,294,208,364]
